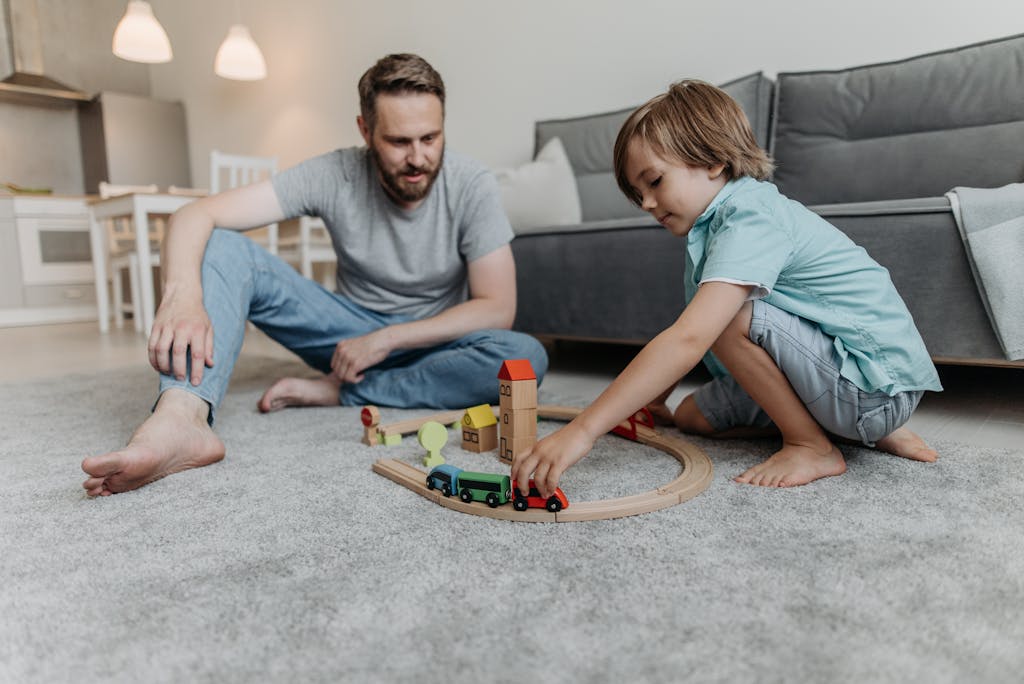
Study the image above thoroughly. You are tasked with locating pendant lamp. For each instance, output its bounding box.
[214,25,267,81]
[112,1,173,63]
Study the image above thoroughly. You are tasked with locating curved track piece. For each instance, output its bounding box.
[372,405,713,522]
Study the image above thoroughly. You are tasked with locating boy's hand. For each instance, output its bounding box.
[511,420,596,499]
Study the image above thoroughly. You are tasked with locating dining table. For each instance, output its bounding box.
[88,192,201,335]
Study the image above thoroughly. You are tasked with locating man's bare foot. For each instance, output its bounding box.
[258,376,341,413]
[81,389,224,497]
[875,426,938,462]
[735,442,847,488]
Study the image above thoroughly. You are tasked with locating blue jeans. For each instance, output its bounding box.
[159,229,548,422]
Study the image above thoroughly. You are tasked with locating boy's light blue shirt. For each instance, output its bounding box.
[686,176,942,395]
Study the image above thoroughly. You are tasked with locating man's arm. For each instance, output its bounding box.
[150,180,287,384]
[330,244,517,383]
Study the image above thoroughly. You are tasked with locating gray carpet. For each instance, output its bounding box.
[2,356,1022,684]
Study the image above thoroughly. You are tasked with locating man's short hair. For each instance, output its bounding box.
[613,80,775,206]
[358,54,446,131]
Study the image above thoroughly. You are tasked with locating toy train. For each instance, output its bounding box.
[426,464,569,512]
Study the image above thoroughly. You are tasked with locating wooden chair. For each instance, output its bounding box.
[209,150,279,255]
[98,181,160,331]
[299,216,337,287]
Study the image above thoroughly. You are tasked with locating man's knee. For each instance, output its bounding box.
[516,333,549,381]
[674,395,716,435]
[204,228,250,264]
[474,329,549,382]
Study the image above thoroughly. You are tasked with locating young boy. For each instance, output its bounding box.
[512,80,942,496]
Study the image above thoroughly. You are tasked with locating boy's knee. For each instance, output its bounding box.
[710,300,755,357]
[674,395,716,435]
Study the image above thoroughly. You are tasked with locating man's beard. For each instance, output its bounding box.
[371,145,444,205]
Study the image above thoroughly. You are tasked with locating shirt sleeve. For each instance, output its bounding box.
[270,150,344,220]
[700,201,794,294]
[458,170,515,262]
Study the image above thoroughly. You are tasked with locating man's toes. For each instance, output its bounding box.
[82,453,122,477]
[83,476,105,490]
[83,476,108,497]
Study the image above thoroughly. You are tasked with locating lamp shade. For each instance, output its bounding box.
[112,1,172,63]
[214,25,267,81]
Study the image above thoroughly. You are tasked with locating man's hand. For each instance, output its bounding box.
[331,328,394,384]
[147,284,214,385]
[511,420,597,499]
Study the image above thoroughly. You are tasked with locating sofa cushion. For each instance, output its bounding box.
[814,197,1006,361]
[512,225,688,342]
[495,137,582,234]
[770,33,1024,205]
[535,72,775,222]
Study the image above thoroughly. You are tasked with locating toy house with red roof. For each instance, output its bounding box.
[497,359,537,464]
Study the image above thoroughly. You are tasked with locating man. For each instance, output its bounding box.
[82,54,548,497]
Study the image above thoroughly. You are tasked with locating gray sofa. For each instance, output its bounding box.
[511,33,1024,367]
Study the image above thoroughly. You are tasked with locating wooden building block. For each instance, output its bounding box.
[462,424,497,452]
[418,421,448,468]
[361,406,382,445]
[498,434,536,464]
[498,378,537,411]
[380,409,465,438]
[462,404,497,429]
[500,406,537,439]
[497,359,536,382]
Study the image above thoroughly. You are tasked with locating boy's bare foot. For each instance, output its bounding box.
[258,376,341,413]
[646,399,676,427]
[875,426,938,462]
[735,442,847,488]
[81,389,224,497]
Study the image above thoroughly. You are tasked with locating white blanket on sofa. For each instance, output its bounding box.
[946,183,1024,360]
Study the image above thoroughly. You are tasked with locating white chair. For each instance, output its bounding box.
[98,181,160,331]
[167,185,209,197]
[209,150,279,255]
[299,216,337,287]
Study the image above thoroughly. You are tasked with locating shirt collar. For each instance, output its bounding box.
[693,176,754,227]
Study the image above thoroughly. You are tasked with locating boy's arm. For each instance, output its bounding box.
[151,180,287,384]
[512,281,753,498]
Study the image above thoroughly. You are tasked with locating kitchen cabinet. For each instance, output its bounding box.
[0,195,97,327]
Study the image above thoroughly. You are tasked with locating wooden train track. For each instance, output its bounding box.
[372,404,714,522]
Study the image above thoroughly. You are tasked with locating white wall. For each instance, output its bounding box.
[148,0,1024,187]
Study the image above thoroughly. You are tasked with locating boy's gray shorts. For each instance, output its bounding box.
[692,299,923,446]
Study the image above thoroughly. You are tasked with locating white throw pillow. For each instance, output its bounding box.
[494,137,582,235]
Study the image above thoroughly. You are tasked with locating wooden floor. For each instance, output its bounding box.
[1,322,1021,450]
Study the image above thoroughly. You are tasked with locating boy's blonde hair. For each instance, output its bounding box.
[613,80,775,206]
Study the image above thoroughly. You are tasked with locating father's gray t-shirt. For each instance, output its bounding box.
[272,147,513,319]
